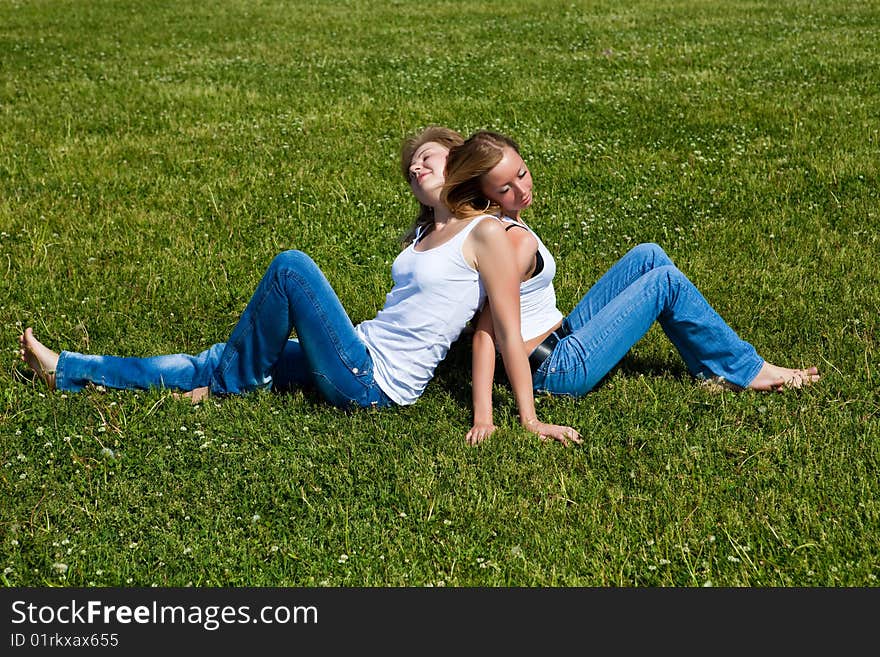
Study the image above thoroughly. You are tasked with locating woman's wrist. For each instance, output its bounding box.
[522,417,540,429]
[473,409,493,424]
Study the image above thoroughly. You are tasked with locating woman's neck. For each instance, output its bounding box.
[431,205,454,225]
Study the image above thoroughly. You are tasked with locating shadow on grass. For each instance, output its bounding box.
[428,338,695,406]
[615,353,690,383]
[426,334,475,407]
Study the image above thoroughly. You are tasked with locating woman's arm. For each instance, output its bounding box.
[467,225,540,445]
[469,219,581,446]
[468,303,498,445]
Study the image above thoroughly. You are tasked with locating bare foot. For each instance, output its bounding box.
[18,328,59,391]
[173,386,210,405]
[748,362,820,392]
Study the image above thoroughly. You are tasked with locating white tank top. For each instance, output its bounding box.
[355,215,491,405]
[500,217,564,340]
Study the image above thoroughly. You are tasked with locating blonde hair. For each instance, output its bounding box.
[400,126,465,246]
[442,131,522,220]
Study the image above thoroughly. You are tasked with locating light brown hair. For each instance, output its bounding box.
[400,126,465,246]
[442,131,522,220]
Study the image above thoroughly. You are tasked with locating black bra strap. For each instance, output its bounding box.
[532,250,544,277]
[503,222,544,279]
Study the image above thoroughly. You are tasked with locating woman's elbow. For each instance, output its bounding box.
[492,330,515,352]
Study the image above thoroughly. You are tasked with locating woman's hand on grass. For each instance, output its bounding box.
[466,421,498,445]
[524,419,582,447]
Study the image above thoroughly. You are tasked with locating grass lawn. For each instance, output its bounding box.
[1,0,878,587]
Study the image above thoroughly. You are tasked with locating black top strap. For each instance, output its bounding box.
[503,221,543,278]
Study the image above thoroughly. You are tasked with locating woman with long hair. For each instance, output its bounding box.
[18,127,581,445]
[441,130,819,444]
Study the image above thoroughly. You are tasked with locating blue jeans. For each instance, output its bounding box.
[532,243,764,396]
[55,250,394,409]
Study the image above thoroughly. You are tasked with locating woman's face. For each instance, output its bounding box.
[480,146,533,218]
[408,141,449,207]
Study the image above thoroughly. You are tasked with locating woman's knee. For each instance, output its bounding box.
[268,249,316,276]
[631,242,672,267]
[647,264,691,296]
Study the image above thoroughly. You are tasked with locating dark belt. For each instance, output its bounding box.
[528,323,571,373]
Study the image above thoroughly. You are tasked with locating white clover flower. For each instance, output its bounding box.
[52,563,68,574]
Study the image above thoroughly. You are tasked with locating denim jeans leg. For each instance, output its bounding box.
[564,243,673,332]
[210,250,390,408]
[654,267,763,387]
[55,343,225,392]
[535,265,763,396]
[269,339,312,392]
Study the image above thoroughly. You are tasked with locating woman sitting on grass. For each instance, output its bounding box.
[18,126,581,445]
[440,130,820,445]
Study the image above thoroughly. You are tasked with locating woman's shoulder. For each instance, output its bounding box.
[468,214,508,241]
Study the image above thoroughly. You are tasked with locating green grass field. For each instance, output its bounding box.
[1,0,878,586]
